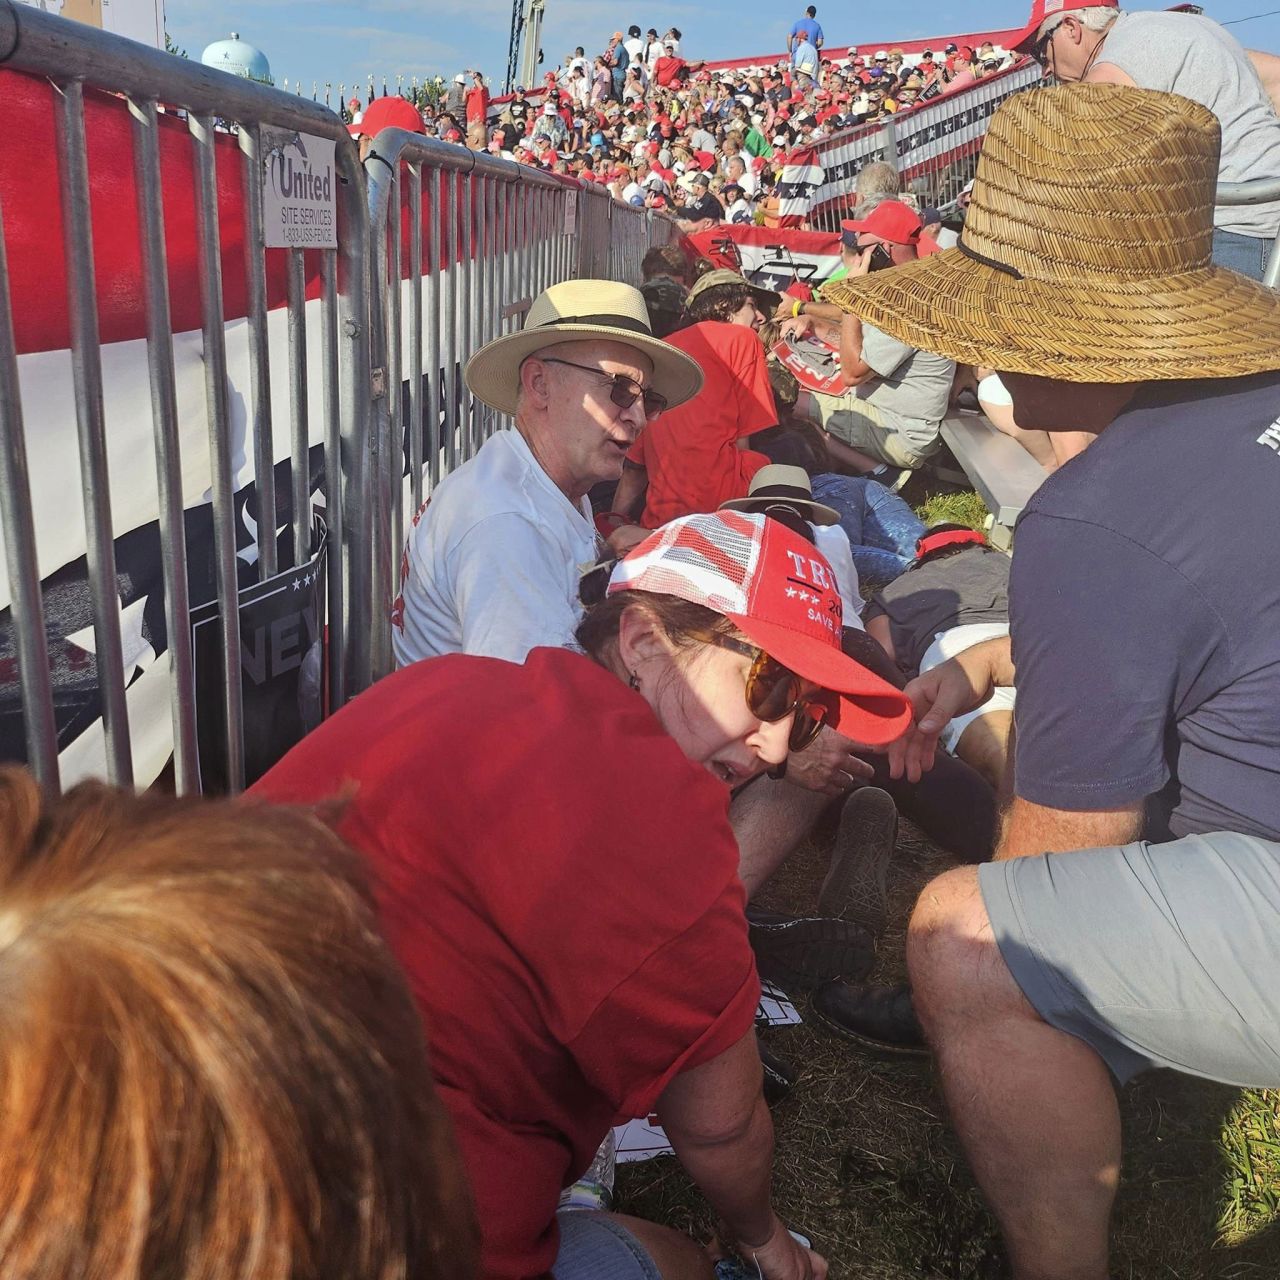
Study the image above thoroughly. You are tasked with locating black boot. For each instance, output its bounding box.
[746,908,875,994]
[818,786,899,933]
[810,980,929,1056]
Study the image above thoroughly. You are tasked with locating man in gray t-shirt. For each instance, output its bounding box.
[1016,4,1280,276]
[801,198,956,478]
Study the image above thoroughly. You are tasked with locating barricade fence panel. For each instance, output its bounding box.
[0,3,370,797]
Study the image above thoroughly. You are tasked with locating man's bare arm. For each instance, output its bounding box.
[1247,49,1280,115]
[1082,61,1135,87]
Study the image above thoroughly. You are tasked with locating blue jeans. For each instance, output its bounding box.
[1211,227,1275,282]
[552,1211,663,1280]
[810,472,925,585]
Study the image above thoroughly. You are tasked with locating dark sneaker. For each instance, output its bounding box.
[746,908,876,993]
[818,786,899,933]
[810,981,929,1056]
[757,1033,798,1106]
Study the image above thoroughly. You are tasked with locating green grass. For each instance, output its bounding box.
[914,488,992,532]
[614,823,1280,1278]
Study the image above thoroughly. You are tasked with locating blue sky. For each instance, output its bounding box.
[165,1,1280,103]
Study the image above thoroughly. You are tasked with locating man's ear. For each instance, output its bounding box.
[519,357,551,409]
[616,603,676,673]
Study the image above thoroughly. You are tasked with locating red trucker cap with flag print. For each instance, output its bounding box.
[1011,0,1118,51]
[607,512,913,746]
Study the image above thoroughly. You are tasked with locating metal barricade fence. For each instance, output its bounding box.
[0,1,370,796]
[809,62,1042,232]
[361,128,680,683]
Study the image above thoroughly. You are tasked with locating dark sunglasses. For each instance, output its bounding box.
[704,633,837,751]
[1030,21,1060,68]
[538,356,669,420]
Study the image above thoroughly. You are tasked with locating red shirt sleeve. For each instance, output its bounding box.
[566,882,760,1120]
[734,329,781,438]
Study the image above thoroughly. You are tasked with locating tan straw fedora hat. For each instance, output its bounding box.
[464,279,704,416]
[822,85,1280,382]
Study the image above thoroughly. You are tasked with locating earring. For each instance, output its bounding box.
[628,670,641,691]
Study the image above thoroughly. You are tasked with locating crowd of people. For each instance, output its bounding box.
[5,4,1280,1280]
[346,9,1018,230]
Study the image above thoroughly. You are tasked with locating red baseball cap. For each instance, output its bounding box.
[1011,0,1117,51]
[607,512,913,747]
[841,200,922,246]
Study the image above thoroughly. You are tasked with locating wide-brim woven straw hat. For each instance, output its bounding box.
[822,85,1280,383]
[465,281,704,417]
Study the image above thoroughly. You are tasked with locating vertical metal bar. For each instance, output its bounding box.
[537,188,548,295]
[189,110,244,793]
[388,164,404,563]
[518,181,531,320]
[459,173,475,461]
[286,249,311,568]
[500,180,512,336]
[408,163,424,509]
[0,198,59,790]
[472,175,486,450]
[880,116,899,173]
[129,95,198,794]
[443,169,458,475]
[238,123,277,579]
[427,165,443,490]
[482,176,497,444]
[319,252,344,709]
[57,79,133,786]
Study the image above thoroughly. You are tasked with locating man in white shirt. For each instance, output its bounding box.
[392,281,703,664]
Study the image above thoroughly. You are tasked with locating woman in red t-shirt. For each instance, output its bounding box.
[255,513,911,1280]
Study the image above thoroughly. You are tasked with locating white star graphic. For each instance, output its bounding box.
[785,587,798,599]
[66,594,155,680]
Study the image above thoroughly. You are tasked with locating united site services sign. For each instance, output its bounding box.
[261,128,338,249]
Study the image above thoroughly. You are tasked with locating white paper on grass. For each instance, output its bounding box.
[613,983,801,1164]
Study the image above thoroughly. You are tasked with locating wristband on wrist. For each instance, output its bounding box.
[791,299,802,319]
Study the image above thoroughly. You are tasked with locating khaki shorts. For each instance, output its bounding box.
[811,390,939,469]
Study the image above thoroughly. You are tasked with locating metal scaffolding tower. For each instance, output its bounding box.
[503,0,545,93]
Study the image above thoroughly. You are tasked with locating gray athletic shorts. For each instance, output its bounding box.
[978,832,1280,1087]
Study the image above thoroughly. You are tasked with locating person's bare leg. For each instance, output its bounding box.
[731,776,831,898]
[908,866,1119,1280]
[1051,431,1095,467]
[597,1213,716,1279]
[954,711,1014,791]
[979,398,1059,471]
